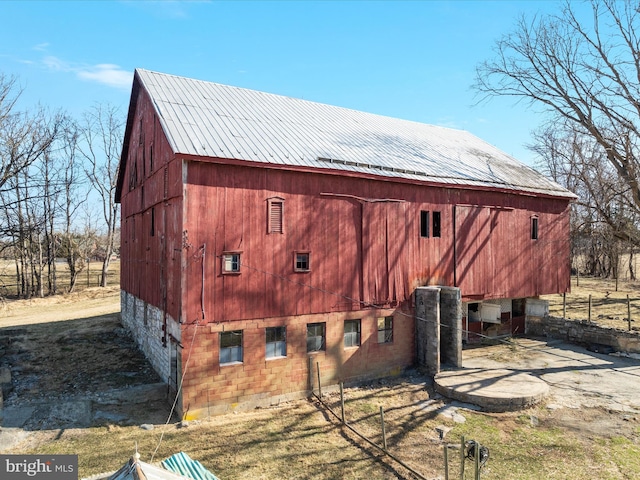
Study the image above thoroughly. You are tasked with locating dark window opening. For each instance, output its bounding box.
[512,298,526,317]
[432,211,441,238]
[420,211,429,237]
[531,217,539,240]
[467,303,480,322]
[150,207,155,237]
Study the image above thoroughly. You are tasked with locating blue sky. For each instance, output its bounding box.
[1,0,574,167]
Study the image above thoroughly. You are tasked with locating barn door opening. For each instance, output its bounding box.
[361,201,408,305]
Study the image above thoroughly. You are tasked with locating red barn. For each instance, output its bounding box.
[116,69,575,417]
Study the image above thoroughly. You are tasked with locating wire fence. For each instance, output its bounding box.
[546,276,640,332]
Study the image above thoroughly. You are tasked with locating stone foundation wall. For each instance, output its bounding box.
[526,315,640,354]
[120,291,181,384]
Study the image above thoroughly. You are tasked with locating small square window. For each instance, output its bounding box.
[344,319,361,348]
[307,322,326,352]
[295,252,310,272]
[220,330,243,364]
[266,326,286,358]
[222,252,241,273]
[377,316,393,343]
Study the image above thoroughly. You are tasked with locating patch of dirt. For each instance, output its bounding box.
[0,288,172,446]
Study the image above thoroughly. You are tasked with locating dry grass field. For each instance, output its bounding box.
[1,270,639,479]
[542,276,640,330]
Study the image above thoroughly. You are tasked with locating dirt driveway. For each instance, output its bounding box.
[462,338,640,414]
[0,288,172,451]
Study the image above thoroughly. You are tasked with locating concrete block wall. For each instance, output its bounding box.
[526,315,640,353]
[179,306,415,418]
[120,291,181,385]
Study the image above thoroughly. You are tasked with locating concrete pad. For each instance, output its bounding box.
[434,368,549,412]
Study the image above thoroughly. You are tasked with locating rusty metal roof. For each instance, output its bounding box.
[135,68,575,199]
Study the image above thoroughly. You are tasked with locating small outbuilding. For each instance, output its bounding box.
[116,69,575,417]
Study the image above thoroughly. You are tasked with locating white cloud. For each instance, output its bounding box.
[33,43,50,52]
[41,56,132,90]
[77,64,132,89]
[42,55,67,71]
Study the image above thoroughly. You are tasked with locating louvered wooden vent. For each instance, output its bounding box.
[268,198,284,234]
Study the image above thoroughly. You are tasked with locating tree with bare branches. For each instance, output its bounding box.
[475,0,640,246]
[78,103,122,287]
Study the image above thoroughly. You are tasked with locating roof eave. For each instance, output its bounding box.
[178,153,577,201]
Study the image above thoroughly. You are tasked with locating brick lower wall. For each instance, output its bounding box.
[179,306,415,418]
[526,315,640,353]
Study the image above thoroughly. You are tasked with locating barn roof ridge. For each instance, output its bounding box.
[125,68,576,200]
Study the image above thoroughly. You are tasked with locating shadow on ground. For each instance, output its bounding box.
[0,312,174,441]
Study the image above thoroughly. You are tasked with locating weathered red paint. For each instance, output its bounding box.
[117,78,572,415]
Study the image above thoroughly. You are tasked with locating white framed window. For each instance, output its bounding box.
[222,252,241,274]
[377,316,393,343]
[344,319,361,348]
[220,330,243,364]
[307,322,325,352]
[266,326,286,358]
[294,251,310,272]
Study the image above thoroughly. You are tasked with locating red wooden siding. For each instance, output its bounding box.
[118,84,571,325]
[119,88,184,322]
[180,161,571,325]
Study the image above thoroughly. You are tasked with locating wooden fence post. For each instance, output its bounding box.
[628,295,632,331]
[380,406,387,451]
[588,294,592,322]
[340,382,345,424]
[563,292,566,319]
[443,444,449,480]
[460,436,465,480]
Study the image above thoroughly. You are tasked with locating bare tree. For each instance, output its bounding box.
[475,0,640,243]
[532,122,639,278]
[49,118,89,293]
[78,104,122,287]
[0,76,63,298]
